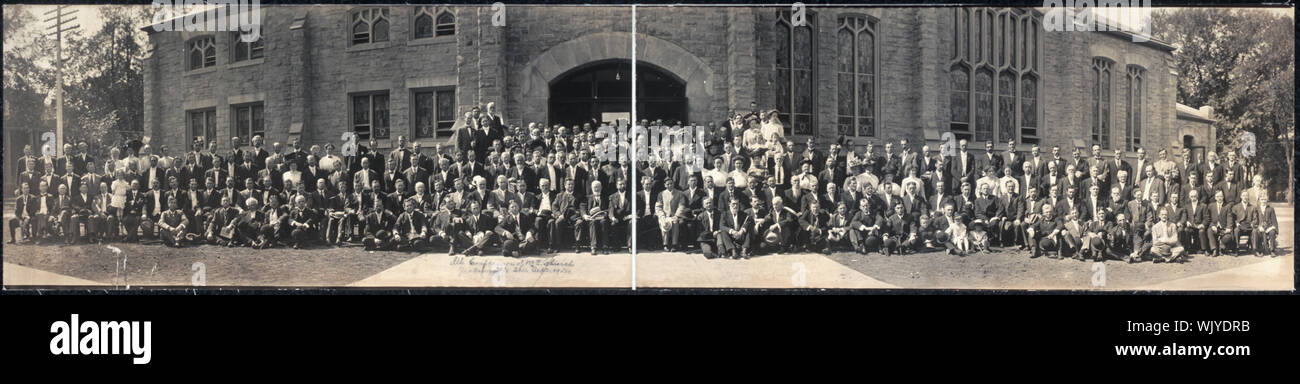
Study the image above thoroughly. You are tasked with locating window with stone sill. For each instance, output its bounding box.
[413,88,456,139]
[230,31,264,63]
[352,8,390,46]
[413,7,455,40]
[187,109,217,149]
[950,8,1040,145]
[188,36,217,71]
[232,103,265,146]
[352,92,391,140]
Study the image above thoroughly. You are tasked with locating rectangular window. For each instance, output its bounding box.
[187,109,217,150]
[231,32,264,63]
[413,88,456,139]
[232,103,265,146]
[352,93,390,140]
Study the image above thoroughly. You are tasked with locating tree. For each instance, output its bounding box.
[1153,9,1295,202]
[62,5,151,149]
[3,6,57,141]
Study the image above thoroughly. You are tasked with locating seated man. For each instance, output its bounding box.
[288,195,318,249]
[207,195,241,246]
[1027,204,1059,259]
[547,180,579,253]
[235,197,269,248]
[1104,213,1134,261]
[581,180,612,255]
[1058,208,1084,260]
[849,198,884,254]
[1250,194,1278,256]
[392,198,427,251]
[797,198,831,254]
[970,183,1001,252]
[1206,190,1236,257]
[764,196,800,253]
[881,201,918,256]
[156,195,190,247]
[1231,190,1253,255]
[429,195,459,254]
[324,180,357,245]
[8,184,34,244]
[1146,207,1185,263]
[826,202,854,253]
[695,198,723,259]
[261,194,291,248]
[360,190,395,251]
[720,199,751,259]
[496,199,537,257]
[457,199,496,256]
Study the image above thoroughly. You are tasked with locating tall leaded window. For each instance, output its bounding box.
[413,88,456,139]
[352,92,390,140]
[1092,57,1113,149]
[836,15,878,138]
[231,31,264,63]
[188,36,217,70]
[776,10,816,136]
[950,8,1040,144]
[1126,65,1145,151]
[351,8,390,45]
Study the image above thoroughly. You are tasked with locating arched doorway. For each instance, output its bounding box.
[548,60,687,128]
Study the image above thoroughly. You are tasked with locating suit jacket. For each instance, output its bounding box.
[1215,180,1243,205]
[1251,205,1278,230]
[720,208,752,235]
[1208,201,1235,230]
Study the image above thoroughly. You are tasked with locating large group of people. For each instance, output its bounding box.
[7,105,1283,263]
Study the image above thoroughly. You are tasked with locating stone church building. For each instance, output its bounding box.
[141,5,1214,159]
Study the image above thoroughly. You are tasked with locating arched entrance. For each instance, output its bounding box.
[519,32,715,127]
[548,60,688,128]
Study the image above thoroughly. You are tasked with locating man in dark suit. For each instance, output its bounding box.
[1215,169,1243,206]
[798,199,831,254]
[1105,148,1132,191]
[1249,194,1278,255]
[1206,190,1236,256]
[1182,188,1208,255]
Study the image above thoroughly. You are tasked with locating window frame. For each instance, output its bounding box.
[351,7,391,46]
[949,8,1042,145]
[411,87,457,140]
[350,91,391,141]
[775,10,817,137]
[186,108,218,150]
[1092,57,1115,150]
[187,36,218,71]
[1125,65,1145,152]
[230,31,264,63]
[231,103,265,147]
[435,10,456,37]
[835,14,880,139]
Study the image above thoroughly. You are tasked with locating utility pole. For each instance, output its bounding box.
[45,5,79,157]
